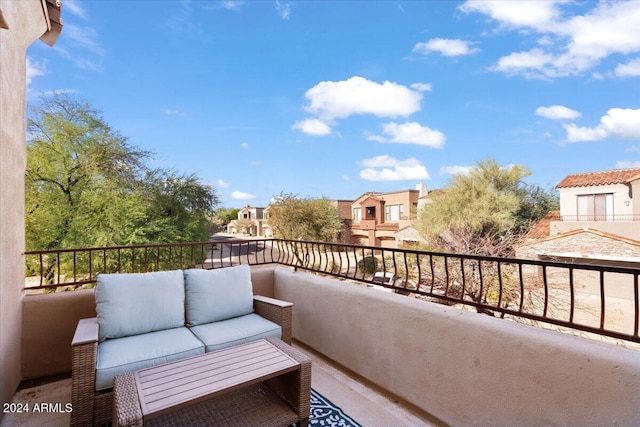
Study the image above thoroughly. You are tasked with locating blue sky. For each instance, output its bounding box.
[27,1,640,208]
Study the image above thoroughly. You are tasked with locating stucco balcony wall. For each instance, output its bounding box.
[551,220,640,241]
[273,267,640,426]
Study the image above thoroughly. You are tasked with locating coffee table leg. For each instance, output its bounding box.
[265,338,312,426]
[113,372,144,427]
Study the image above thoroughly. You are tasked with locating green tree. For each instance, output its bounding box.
[26,93,218,252]
[26,93,150,250]
[268,193,342,241]
[210,208,240,233]
[416,158,557,255]
[414,158,559,315]
[141,170,218,243]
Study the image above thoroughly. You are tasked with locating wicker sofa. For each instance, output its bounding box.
[70,264,293,427]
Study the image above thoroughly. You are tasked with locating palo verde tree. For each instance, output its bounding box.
[416,158,557,256]
[268,193,343,268]
[26,93,218,253]
[268,193,343,242]
[414,158,558,315]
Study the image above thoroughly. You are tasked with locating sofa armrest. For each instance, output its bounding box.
[71,318,99,427]
[254,296,293,344]
[72,317,99,346]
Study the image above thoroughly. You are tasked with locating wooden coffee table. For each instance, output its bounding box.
[112,337,311,426]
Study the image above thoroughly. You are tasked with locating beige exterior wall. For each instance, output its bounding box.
[273,267,640,426]
[350,190,418,247]
[0,0,50,414]
[550,221,640,240]
[558,183,633,218]
[553,182,640,240]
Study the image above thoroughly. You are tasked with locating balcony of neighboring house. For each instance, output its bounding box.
[551,214,640,241]
[3,239,640,426]
[553,168,640,240]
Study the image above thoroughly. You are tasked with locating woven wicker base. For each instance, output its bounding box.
[145,383,299,427]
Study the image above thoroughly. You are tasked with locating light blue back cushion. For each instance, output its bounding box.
[184,265,254,326]
[96,269,185,342]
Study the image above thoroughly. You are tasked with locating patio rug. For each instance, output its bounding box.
[304,389,362,427]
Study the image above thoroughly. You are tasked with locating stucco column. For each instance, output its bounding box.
[0,0,51,415]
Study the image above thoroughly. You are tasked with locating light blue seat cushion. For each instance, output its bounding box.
[184,265,254,326]
[189,314,281,352]
[96,269,185,342]
[95,327,204,391]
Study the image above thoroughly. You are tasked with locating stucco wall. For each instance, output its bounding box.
[0,0,49,415]
[273,267,640,426]
[559,183,632,217]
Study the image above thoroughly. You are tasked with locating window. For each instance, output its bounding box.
[353,207,362,222]
[263,212,269,220]
[385,204,403,221]
[577,193,613,221]
[366,206,376,219]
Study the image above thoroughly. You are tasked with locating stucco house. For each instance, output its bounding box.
[350,188,420,247]
[517,168,640,263]
[226,205,268,236]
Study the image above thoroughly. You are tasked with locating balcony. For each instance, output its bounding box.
[551,215,640,241]
[4,239,640,426]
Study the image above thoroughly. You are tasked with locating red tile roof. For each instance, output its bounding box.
[525,210,560,240]
[557,168,640,188]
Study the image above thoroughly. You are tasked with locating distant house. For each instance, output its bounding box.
[226,205,267,236]
[552,167,640,240]
[350,187,421,248]
[517,168,640,263]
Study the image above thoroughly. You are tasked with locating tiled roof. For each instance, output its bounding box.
[557,168,640,188]
[525,210,560,240]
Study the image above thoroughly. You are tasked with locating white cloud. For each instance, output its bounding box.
[241,142,250,149]
[221,1,245,10]
[366,121,445,148]
[616,161,640,169]
[359,156,430,182]
[440,165,473,176]
[535,105,581,120]
[302,76,422,122]
[64,0,87,19]
[626,145,640,153]
[460,1,562,30]
[163,109,186,116]
[494,48,555,78]
[231,191,256,200]
[63,24,105,57]
[292,118,331,136]
[563,108,640,142]
[462,1,640,79]
[413,38,479,57]
[216,179,230,188]
[615,58,640,77]
[275,0,292,20]
[26,56,45,87]
[411,83,432,92]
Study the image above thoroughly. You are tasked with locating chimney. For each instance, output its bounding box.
[416,182,427,198]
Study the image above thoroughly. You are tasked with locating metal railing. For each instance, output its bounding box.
[24,238,640,344]
[560,214,640,222]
